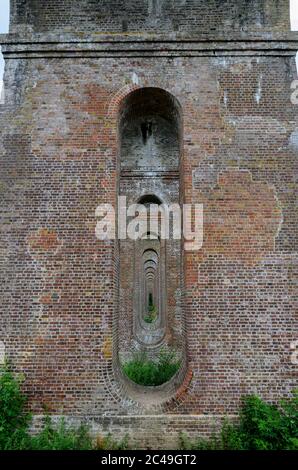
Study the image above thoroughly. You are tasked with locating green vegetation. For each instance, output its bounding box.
[0,365,31,450]
[95,433,129,450]
[30,420,129,450]
[29,417,93,450]
[144,294,158,323]
[144,305,158,323]
[180,393,298,450]
[0,363,128,450]
[2,362,297,450]
[122,349,180,386]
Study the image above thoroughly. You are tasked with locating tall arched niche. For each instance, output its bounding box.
[115,87,187,403]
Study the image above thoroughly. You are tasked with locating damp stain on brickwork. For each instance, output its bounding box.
[24,77,110,160]
[27,228,63,258]
[102,337,112,360]
[197,169,283,266]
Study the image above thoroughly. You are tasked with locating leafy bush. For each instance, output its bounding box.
[180,393,298,450]
[2,363,297,451]
[0,363,31,450]
[30,419,129,451]
[0,364,129,450]
[122,349,180,386]
[238,394,298,450]
[30,417,93,450]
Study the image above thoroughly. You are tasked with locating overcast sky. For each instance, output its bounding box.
[0,0,298,95]
[0,0,9,96]
[291,0,298,29]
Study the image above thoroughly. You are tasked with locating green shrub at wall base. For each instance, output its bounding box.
[1,364,297,450]
[29,417,93,450]
[0,365,31,450]
[180,392,298,450]
[0,364,128,450]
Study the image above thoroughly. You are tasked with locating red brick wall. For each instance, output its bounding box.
[0,18,297,445]
[10,0,291,35]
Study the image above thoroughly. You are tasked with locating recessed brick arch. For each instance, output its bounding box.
[107,84,141,120]
[108,85,191,407]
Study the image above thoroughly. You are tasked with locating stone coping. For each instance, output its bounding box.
[1,33,298,57]
[1,31,298,42]
[1,40,298,58]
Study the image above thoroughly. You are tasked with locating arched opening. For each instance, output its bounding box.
[138,194,162,206]
[135,242,166,346]
[117,87,185,393]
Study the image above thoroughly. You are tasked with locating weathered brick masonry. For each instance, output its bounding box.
[0,0,297,448]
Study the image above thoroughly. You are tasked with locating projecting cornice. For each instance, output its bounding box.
[1,32,298,58]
